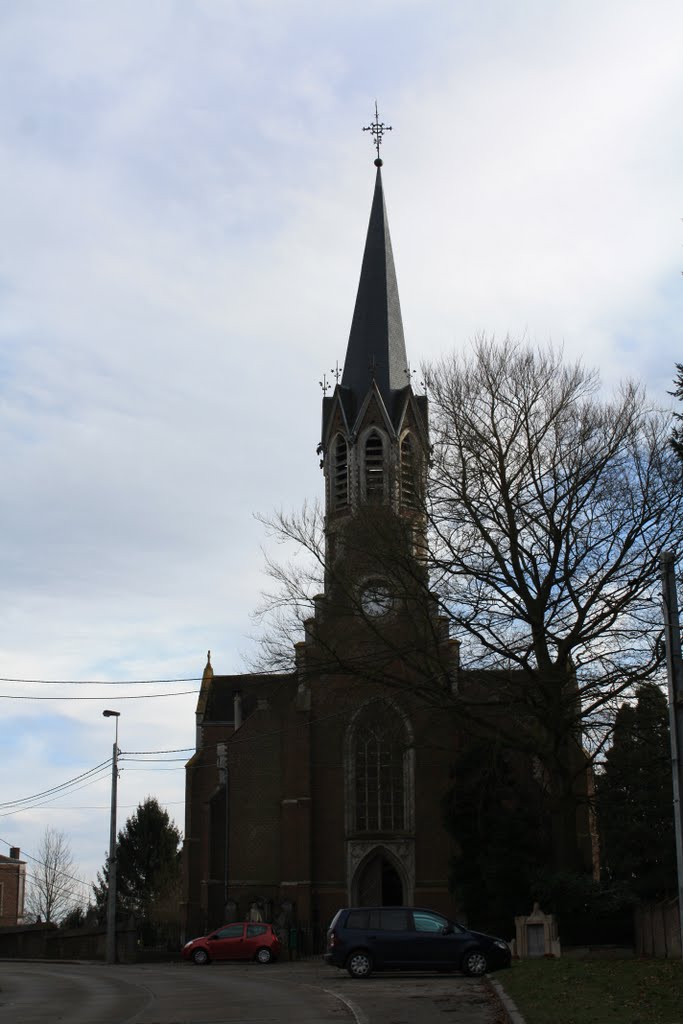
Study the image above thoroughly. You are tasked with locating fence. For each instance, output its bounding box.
[287,921,325,958]
[634,899,681,958]
[5,903,678,961]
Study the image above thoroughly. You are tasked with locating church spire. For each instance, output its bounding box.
[320,117,428,542]
[341,163,409,421]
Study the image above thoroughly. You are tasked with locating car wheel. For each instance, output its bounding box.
[192,948,210,965]
[346,950,373,978]
[255,947,273,964]
[461,948,488,976]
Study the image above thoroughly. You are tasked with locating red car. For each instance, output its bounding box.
[183,921,282,965]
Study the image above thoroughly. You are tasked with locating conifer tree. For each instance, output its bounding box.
[597,683,676,898]
[670,363,683,463]
[93,797,181,937]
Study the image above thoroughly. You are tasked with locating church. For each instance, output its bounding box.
[181,128,593,942]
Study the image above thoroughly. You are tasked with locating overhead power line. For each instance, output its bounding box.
[25,869,91,911]
[1,836,93,892]
[121,756,189,762]
[3,800,185,812]
[124,746,194,754]
[0,690,199,701]
[0,676,202,685]
[0,760,112,809]
[0,768,113,819]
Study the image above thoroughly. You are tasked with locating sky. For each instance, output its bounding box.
[1,0,682,911]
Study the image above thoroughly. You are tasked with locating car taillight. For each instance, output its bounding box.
[329,931,337,947]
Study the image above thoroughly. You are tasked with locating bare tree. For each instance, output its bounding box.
[25,826,85,924]
[429,340,679,675]
[254,338,683,870]
[426,338,683,865]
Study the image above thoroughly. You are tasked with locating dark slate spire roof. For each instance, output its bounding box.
[341,166,408,418]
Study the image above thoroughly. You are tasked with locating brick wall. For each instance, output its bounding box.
[0,851,26,927]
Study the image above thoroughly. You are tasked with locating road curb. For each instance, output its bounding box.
[486,975,527,1024]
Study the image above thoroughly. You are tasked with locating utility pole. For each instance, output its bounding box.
[660,553,683,958]
[103,710,120,965]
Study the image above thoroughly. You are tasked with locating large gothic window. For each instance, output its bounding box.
[400,433,418,508]
[332,433,349,509]
[353,702,407,832]
[364,430,385,502]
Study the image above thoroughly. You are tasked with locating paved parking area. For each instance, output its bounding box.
[321,968,507,1023]
[0,958,510,1024]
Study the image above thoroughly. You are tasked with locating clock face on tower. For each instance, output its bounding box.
[360,581,394,617]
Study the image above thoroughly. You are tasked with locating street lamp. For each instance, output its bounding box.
[102,710,120,965]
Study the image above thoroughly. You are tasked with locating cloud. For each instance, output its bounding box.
[1,0,682,891]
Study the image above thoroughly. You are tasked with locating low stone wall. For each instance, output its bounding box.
[0,922,137,961]
[0,923,55,958]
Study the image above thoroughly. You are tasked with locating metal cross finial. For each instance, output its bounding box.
[405,362,428,396]
[331,361,342,384]
[363,101,392,166]
[319,373,330,396]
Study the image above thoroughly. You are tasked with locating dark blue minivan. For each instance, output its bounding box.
[323,906,511,978]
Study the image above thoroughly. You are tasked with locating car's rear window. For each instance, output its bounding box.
[215,924,243,939]
[246,924,267,937]
[328,909,344,930]
[344,909,383,929]
[380,909,409,931]
[343,909,413,931]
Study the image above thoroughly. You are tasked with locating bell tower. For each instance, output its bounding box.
[319,136,429,614]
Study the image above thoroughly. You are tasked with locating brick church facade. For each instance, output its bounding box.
[181,154,593,940]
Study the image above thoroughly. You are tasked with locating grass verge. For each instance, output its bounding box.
[496,957,683,1024]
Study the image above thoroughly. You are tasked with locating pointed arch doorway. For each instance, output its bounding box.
[354,851,404,906]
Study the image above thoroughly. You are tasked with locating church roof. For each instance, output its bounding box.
[203,672,295,722]
[339,165,409,428]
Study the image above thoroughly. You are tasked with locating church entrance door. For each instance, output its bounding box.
[356,853,404,906]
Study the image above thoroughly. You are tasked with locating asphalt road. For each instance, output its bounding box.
[0,959,507,1024]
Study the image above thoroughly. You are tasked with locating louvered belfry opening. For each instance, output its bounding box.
[400,432,417,508]
[333,433,349,509]
[364,431,385,501]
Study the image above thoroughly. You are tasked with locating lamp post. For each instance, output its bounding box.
[102,710,120,965]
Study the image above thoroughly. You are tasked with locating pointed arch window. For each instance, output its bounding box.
[353,702,407,832]
[332,433,349,509]
[364,431,385,502]
[400,433,419,508]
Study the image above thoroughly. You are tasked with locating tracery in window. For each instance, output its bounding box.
[354,703,406,832]
[364,431,385,501]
